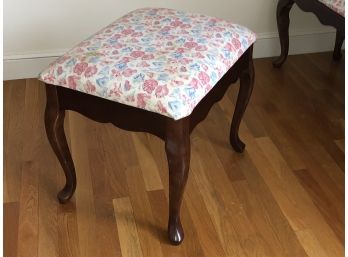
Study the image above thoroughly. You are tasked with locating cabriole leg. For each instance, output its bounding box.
[333,29,344,61]
[165,117,190,245]
[273,0,295,68]
[45,84,76,203]
[230,48,255,152]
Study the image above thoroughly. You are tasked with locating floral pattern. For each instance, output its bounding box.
[39,8,256,120]
[318,0,345,16]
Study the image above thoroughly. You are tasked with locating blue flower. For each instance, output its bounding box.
[152,62,164,67]
[141,37,152,43]
[223,31,232,38]
[223,49,231,58]
[87,46,100,51]
[99,66,110,76]
[89,57,100,63]
[158,73,170,81]
[176,38,186,44]
[96,77,109,87]
[189,63,200,71]
[133,73,145,83]
[65,58,77,67]
[168,101,182,112]
[210,71,218,83]
[121,47,133,53]
[171,52,183,59]
[185,87,196,99]
[145,47,156,53]
[197,37,207,44]
[115,62,127,70]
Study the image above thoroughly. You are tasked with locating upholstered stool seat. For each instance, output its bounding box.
[39,8,256,245]
[40,8,255,120]
[319,0,345,16]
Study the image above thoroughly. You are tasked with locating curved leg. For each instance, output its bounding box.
[45,84,76,203]
[230,48,255,152]
[333,29,344,61]
[165,117,190,245]
[273,0,295,68]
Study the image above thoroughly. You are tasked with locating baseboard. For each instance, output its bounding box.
[3,30,342,80]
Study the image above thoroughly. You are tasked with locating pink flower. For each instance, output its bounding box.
[112,69,121,77]
[190,78,199,88]
[136,93,150,108]
[142,54,154,60]
[156,101,168,114]
[155,85,169,98]
[122,68,137,77]
[143,79,158,94]
[132,32,143,37]
[84,80,96,93]
[121,29,134,35]
[131,51,145,58]
[232,38,241,49]
[84,65,98,78]
[198,71,210,85]
[57,66,63,75]
[67,75,80,89]
[180,24,191,29]
[170,20,183,27]
[183,42,198,48]
[195,45,208,51]
[73,62,88,75]
[122,57,131,63]
[137,61,150,67]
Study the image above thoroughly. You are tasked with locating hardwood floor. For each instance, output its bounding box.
[4,52,344,257]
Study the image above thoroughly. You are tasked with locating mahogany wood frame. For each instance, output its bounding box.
[44,46,254,245]
[273,0,345,67]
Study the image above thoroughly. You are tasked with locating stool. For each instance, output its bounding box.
[39,8,256,245]
[273,0,345,67]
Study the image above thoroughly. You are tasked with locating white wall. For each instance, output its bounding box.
[4,0,339,80]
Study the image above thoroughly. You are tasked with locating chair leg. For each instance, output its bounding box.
[273,0,295,68]
[165,117,190,245]
[333,30,344,61]
[230,48,255,152]
[45,84,76,203]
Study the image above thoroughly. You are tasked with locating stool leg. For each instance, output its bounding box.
[333,29,344,61]
[230,49,255,152]
[45,84,76,203]
[273,0,295,68]
[165,117,190,245]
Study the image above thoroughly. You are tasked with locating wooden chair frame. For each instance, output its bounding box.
[273,0,345,67]
[44,46,254,245]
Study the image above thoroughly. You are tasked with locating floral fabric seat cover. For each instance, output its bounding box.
[318,0,345,16]
[39,8,256,120]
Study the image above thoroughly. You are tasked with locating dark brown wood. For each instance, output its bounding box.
[230,46,255,152]
[333,29,344,60]
[273,0,295,68]
[273,0,345,67]
[45,85,76,203]
[165,117,190,245]
[44,46,255,245]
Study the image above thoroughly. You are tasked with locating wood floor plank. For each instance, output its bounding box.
[69,112,99,257]
[4,202,19,257]
[132,133,164,191]
[113,197,144,257]
[124,165,164,257]
[255,136,343,257]
[4,80,26,203]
